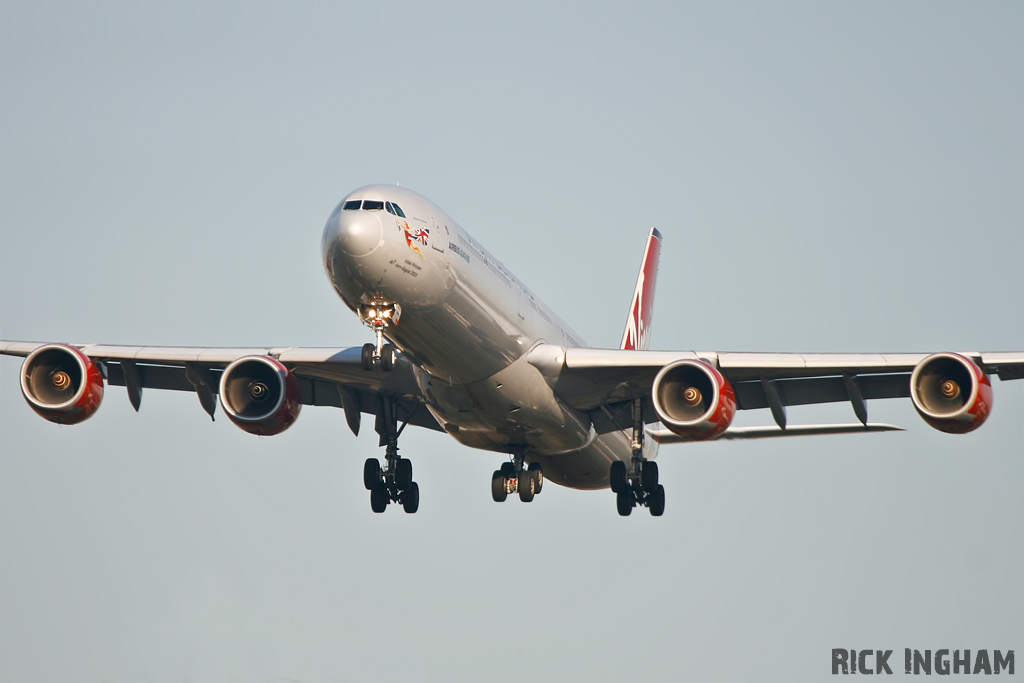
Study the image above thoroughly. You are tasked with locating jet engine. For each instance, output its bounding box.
[651,359,736,440]
[219,355,302,435]
[20,343,104,425]
[910,352,992,434]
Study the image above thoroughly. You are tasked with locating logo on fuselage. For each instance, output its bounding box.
[400,220,430,259]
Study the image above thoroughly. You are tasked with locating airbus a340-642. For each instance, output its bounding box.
[4,185,1022,516]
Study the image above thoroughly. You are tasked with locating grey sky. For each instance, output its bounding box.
[1,2,1021,681]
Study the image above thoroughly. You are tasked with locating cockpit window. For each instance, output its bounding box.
[385,202,397,215]
[392,203,407,218]
[363,200,384,211]
[343,200,361,210]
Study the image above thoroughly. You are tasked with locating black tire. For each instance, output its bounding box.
[528,462,543,493]
[402,482,419,513]
[395,458,413,490]
[363,458,381,490]
[361,343,375,371]
[499,462,516,479]
[642,461,659,493]
[518,470,535,502]
[381,343,397,371]
[649,484,666,516]
[491,470,508,502]
[370,485,388,513]
[616,490,633,516]
[609,461,627,494]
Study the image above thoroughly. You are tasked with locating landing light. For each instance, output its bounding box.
[367,309,377,318]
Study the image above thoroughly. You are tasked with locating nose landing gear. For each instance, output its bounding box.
[610,397,665,517]
[491,451,544,503]
[358,301,401,372]
[364,395,419,513]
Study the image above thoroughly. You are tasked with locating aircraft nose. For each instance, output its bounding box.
[333,210,383,257]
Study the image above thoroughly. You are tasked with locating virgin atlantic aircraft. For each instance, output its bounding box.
[4,185,1022,516]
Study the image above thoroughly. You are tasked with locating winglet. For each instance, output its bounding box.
[620,228,662,351]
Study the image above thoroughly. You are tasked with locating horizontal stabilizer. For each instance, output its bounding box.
[651,423,903,444]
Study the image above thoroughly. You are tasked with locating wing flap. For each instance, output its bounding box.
[105,362,198,393]
[652,423,904,444]
[732,373,910,410]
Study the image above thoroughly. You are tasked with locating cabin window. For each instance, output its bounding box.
[392,203,407,218]
[363,200,384,211]
[343,200,361,210]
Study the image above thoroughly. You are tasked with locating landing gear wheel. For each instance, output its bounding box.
[649,484,666,516]
[370,485,388,513]
[528,462,543,493]
[642,461,659,493]
[402,482,419,513]
[609,461,627,494]
[381,343,397,371]
[491,471,508,502]
[500,462,516,479]
[616,490,633,516]
[361,343,375,371]
[363,458,381,490]
[395,458,413,490]
[518,470,535,502]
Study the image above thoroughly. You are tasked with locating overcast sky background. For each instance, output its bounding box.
[1,2,1022,681]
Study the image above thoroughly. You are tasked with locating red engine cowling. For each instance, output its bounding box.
[219,355,302,435]
[910,352,992,434]
[20,343,104,425]
[651,359,736,440]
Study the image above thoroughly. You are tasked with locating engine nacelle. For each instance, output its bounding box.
[652,359,736,440]
[910,352,992,434]
[219,355,302,436]
[20,343,104,425]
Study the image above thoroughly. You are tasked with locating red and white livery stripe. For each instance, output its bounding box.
[620,227,662,351]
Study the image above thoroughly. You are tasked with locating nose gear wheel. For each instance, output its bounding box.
[358,301,401,372]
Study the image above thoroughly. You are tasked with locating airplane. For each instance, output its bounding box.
[3,184,1022,516]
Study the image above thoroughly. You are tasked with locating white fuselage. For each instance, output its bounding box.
[322,185,645,489]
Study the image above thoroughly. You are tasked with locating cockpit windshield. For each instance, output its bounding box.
[343,199,406,217]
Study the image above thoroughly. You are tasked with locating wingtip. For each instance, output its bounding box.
[866,423,904,432]
[650,227,662,240]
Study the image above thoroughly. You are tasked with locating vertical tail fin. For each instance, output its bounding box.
[620,228,662,351]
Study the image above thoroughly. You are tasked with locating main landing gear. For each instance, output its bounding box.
[358,300,401,372]
[611,397,665,517]
[491,451,544,503]
[364,395,419,513]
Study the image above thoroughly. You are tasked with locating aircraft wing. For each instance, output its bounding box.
[0,340,441,434]
[527,345,1024,434]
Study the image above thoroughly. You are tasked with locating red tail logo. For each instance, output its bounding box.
[620,228,661,351]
